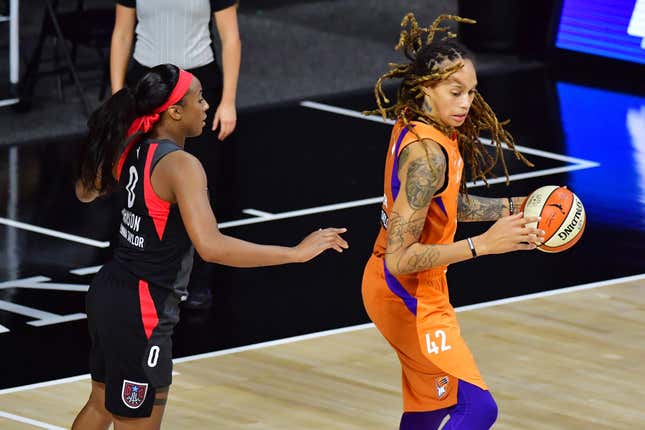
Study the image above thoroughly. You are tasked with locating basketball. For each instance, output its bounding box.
[521,185,586,253]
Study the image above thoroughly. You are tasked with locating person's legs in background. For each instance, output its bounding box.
[182,61,234,310]
[127,60,236,309]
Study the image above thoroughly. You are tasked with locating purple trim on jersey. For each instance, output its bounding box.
[385,126,417,316]
[435,196,447,216]
[390,127,410,201]
[383,260,417,315]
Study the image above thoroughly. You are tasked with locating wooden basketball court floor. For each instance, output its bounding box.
[1,276,644,429]
[1,68,644,428]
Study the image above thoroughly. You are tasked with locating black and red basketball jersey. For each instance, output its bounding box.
[114,138,194,297]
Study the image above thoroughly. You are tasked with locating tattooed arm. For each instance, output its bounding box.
[457,194,527,222]
[384,140,542,276]
[385,139,479,275]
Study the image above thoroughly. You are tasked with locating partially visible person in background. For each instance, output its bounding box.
[110,0,241,309]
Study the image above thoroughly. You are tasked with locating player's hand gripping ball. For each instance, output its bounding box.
[521,185,585,253]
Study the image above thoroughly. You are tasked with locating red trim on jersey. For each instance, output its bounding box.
[138,279,158,340]
[116,69,194,180]
[143,143,171,240]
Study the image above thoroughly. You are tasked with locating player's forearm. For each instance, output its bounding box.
[385,239,477,275]
[457,194,505,221]
[384,204,491,274]
[109,32,134,93]
[457,194,525,221]
[219,37,241,104]
[200,233,298,267]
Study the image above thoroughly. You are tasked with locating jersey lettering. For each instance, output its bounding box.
[425,330,452,355]
[147,345,160,367]
[126,166,138,208]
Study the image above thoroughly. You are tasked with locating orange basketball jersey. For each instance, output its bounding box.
[362,120,487,412]
[374,120,463,264]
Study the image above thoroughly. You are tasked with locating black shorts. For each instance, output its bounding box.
[86,261,181,418]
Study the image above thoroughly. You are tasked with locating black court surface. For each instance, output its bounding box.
[1,66,644,391]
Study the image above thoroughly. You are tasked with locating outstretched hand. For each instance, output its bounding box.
[475,213,545,255]
[293,228,349,262]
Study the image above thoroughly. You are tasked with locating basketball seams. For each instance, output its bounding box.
[542,198,585,251]
[536,186,561,243]
[540,187,574,244]
[543,194,584,248]
[524,185,585,253]
[541,216,586,252]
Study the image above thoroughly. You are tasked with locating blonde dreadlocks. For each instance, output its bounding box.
[365,13,533,192]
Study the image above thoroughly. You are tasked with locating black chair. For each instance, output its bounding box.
[19,0,115,115]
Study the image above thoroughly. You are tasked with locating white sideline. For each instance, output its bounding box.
[1,272,642,397]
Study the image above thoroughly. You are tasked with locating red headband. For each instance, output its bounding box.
[116,69,194,179]
[125,69,194,138]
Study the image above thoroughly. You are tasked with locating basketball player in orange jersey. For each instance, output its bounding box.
[72,64,347,429]
[362,14,545,429]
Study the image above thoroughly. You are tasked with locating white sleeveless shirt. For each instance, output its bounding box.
[118,0,235,69]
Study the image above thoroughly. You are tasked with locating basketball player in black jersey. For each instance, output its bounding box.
[72,64,348,429]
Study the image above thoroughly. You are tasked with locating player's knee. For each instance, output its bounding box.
[87,399,112,424]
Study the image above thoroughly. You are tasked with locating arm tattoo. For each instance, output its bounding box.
[399,245,440,274]
[405,159,434,210]
[386,211,441,274]
[405,143,445,210]
[398,145,412,173]
[385,140,447,274]
[457,194,506,221]
[386,211,425,254]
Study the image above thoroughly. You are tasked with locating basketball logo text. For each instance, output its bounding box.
[558,199,584,240]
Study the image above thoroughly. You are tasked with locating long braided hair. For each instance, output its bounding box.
[365,13,532,191]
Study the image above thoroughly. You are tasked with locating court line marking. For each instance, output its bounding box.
[69,265,103,276]
[0,283,88,292]
[242,208,275,218]
[28,314,87,327]
[219,196,384,229]
[300,100,598,165]
[215,101,599,229]
[0,100,599,248]
[0,133,603,328]
[0,276,88,292]
[0,410,66,430]
[0,217,110,248]
[218,162,597,229]
[0,299,86,327]
[0,300,60,320]
[0,98,20,108]
[1,272,642,396]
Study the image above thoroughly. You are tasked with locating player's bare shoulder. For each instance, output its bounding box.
[152,149,207,201]
[419,138,447,172]
[156,150,205,179]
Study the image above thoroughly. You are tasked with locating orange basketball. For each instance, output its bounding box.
[521,185,586,253]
